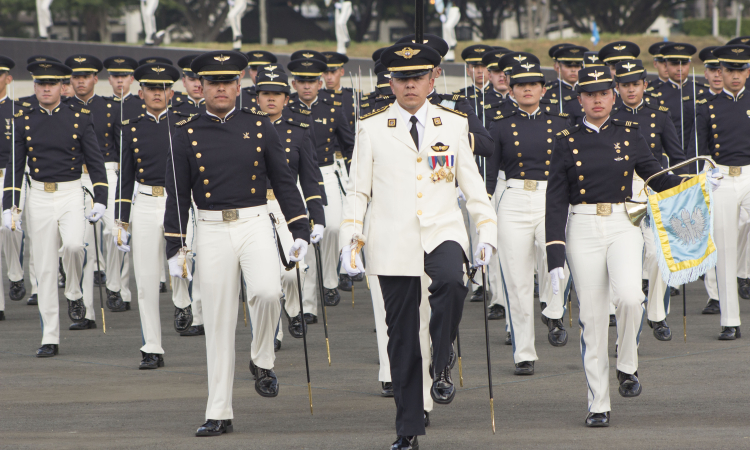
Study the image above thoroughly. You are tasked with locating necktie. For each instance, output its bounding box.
[409,115,419,148]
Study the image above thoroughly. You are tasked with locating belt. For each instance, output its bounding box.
[0,169,5,178]
[498,170,506,181]
[507,178,547,191]
[267,189,275,201]
[197,204,268,222]
[714,163,747,177]
[83,162,119,173]
[138,184,165,197]
[571,203,626,216]
[29,178,81,192]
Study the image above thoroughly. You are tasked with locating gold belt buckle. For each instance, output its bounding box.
[43,182,57,193]
[523,180,537,191]
[335,151,343,159]
[151,186,164,197]
[82,164,88,174]
[266,189,276,201]
[0,169,4,177]
[729,166,742,177]
[596,203,612,216]
[222,209,238,222]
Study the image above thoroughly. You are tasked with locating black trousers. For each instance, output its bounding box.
[379,240,468,437]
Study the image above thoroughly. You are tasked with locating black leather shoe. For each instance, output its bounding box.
[540,302,548,325]
[174,305,193,332]
[67,299,86,322]
[69,319,96,330]
[651,320,672,341]
[139,351,164,369]
[351,272,365,282]
[93,270,106,286]
[8,280,25,301]
[255,367,279,397]
[106,289,127,312]
[249,359,258,379]
[670,286,680,297]
[702,299,720,314]
[391,435,418,450]
[36,344,58,357]
[27,294,38,306]
[381,381,394,397]
[430,366,455,404]
[505,332,512,345]
[125,302,131,310]
[303,313,318,324]
[180,325,205,336]
[609,314,616,327]
[324,288,340,306]
[0,311,4,320]
[58,259,66,288]
[642,279,649,295]
[338,273,353,291]
[585,412,610,427]
[617,370,641,397]
[739,278,750,300]
[195,419,233,437]
[448,343,456,369]
[288,314,305,338]
[274,338,281,352]
[470,286,484,302]
[719,326,741,340]
[424,410,430,427]
[547,318,569,346]
[514,361,534,376]
[488,304,505,320]
[159,282,167,293]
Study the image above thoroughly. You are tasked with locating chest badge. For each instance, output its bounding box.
[243,132,250,139]
[432,117,442,126]
[614,157,624,162]
[388,118,396,127]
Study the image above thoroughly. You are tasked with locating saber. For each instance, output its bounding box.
[295,258,314,414]
[84,187,106,333]
[456,329,463,387]
[315,242,331,365]
[415,0,424,43]
[10,80,20,231]
[240,274,248,327]
[480,252,496,434]
[117,86,124,246]
[683,283,687,343]
[369,68,374,92]
[679,62,685,165]
[692,68,699,174]
[349,67,364,280]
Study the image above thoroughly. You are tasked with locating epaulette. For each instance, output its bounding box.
[108,96,121,102]
[14,110,24,117]
[556,125,580,138]
[361,103,370,108]
[645,86,654,92]
[21,102,31,107]
[334,90,342,94]
[612,118,639,128]
[78,106,91,114]
[121,119,130,125]
[695,99,707,105]
[542,98,559,104]
[436,104,467,117]
[650,92,662,97]
[288,118,309,129]
[123,115,143,124]
[242,106,268,116]
[333,101,342,106]
[359,104,390,120]
[557,112,569,117]
[492,110,515,121]
[175,114,199,127]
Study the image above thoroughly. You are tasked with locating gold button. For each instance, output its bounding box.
[547,138,552,143]
[545,161,550,165]
[573,149,578,154]
[714,134,718,138]
[709,105,714,110]
[107,104,111,108]
[29,147,33,151]
[327,138,331,142]
[32,157,36,161]
[26,136,30,141]
[578,175,584,181]
[569,138,574,142]
[544,171,549,176]
[417,210,422,215]
[712,124,717,129]
[624,141,629,146]
[286,159,289,163]
[519,171,525,176]
[651,143,655,148]
[205,193,210,198]
[137,158,141,163]
[188,128,193,134]
[252,175,257,180]
[651,113,655,118]
[519,162,523,167]
[196,153,202,158]
[514,141,519,146]
[417,174,422,180]
[511,123,516,128]
[547,129,552,133]
[517,153,522,157]
[286,148,290,152]
[417,193,423,198]
[324,158,328,162]
[34,168,38,173]
[650,133,655,138]
[191,141,197,146]
[547,150,552,154]
[625,155,629,160]
[547,120,551,124]
[199,166,205,172]
[616,149,621,153]
[625,128,630,133]
[24,125,29,130]
[711,114,715,119]
[286,138,291,142]
[715,152,720,156]
[331,108,335,113]
[621,186,626,191]
[257,121,262,126]
[580,189,585,194]
[576,161,581,166]
[139,169,143,173]
[251,188,255,193]
[75,113,80,117]
[715,144,720,149]
[254,161,258,166]
[651,123,655,128]
[132,137,136,142]
[513,131,518,136]
[325,148,329,152]
[329,128,333,132]
[131,127,136,132]
[624,171,628,176]
[417,157,422,162]
[141,179,144,182]
[257,133,262,138]
[134,149,139,153]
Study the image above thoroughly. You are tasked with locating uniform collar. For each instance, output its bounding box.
[39,101,62,115]
[146,109,168,123]
[583,115,610,133]
[669,78,689,88]
[492,88,507,98]
[74,94,97,105]
[558,78,574,89]
[299,96,318,109]
[394,99,429,129]
[0,95,7,103]
[188,96,205,107]
[114,92,132,101]
[622,99,645,114]
[723,86,745,101]
[205,107,236,123]
[518,107,541,119]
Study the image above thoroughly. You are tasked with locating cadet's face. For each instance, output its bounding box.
[704,67,723,91]
[108,74,134,96]
[202,79,240,114]
[510,82,545,109]
[323,68,344,89]
[578,89,615,121]
[654,60,669,80]
[183,75,203,100]
[138,85,173,113]
[61,83,73,97]
[292,79,322,102]
[258,91,289,117]
[666,60,691,83]
[560,63,581,84]
[722,67,749,94]
[467,64,488,86]
[34,81,62,107]
[390,73,434,113]
[488,70,508,93]
[71,73,97,97]
[0,72,11,93]
[616,80,646,107]
[248,68,259,84]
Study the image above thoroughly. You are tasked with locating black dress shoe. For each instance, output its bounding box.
[36,344,58,357]
[274,338,281,352]
[324,288,340,306]
[338,273,353,291]
[585,412,610,427]
[470,286,484,302]
[0,311,4,320]
[180,324,205,336]
[106,289,127,312]
[125,302,131,310]
[719,326,741,340]
[670,286,680,296]
[642,279,649,295]
[195,419,233,437]
[651,319,672,341]
[351,272,365,282]
[505,332,512,345]
[255,367,279,397]
[547,318,568,346]
[27,294,38,305]
[448,343,456,369]
[8,280,25,301]
[139,351,164,369]
[69,319,96,330]
[424,410,430,427]
[609,314,616,327]
[159,282,167,293]
[67,299,86,322]
[702,299,720,314]
[381,381,394,397]
[739,278,750,300]
[391,435,418,450]
[430,366,455,404]
[303,313,318,324]
[288,314,305,338]
[514,361,534,376]
[93,270,106,286]
[174,305,193,332]
[488,304,505,320]
[540,302,548,325]
[617,370,642,397]
[58,259,66,288]
[249,359,258,379]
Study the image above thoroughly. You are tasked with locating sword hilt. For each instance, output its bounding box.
[117,228,123,246]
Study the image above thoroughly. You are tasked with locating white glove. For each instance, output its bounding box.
[3,208,22,231]
[550,267,565,295]
[87,203,106,223]
[113,226,131,253]
[289,238,308,262]
[440,14,447,23]
[340,244,365,277]
[474,242,494,266]
[168,252,193,281]
[310,224,325,244]
[2,209,11,231]
[706,169,722,192]
[457,186,466,202]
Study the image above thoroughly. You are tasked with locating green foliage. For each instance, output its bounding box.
[681,18,750,37]
[0,0,35,37]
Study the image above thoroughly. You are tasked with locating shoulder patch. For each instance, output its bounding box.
[360,104,390,120]
[80,108,91,114]
[333,101,342,106]
[242,107,268,116]
[288,119,309,129]
[14,110,23,118]
[556,125,580,138]
[695,99,707,105]
[175,114,199,127]
[436,104,467,117]
[558,112,569,117]
[659,105,670,111]
[612,118,640,128]
[21,102,31,107]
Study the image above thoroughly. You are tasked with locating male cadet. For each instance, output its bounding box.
[163,51,309,437]
[612,59,686,341]
[544,45,587,113]
[238,50,278,108]
[321,51,356,129]
[485,60,571,375]
[647,41,673,93]
[690,44,750,340]
[0,56,15,320]
[113,63,195,368]
[359,65,394,115]
[699,47,724,100]
[173,54,206,111]
[598,41,640,107]
[103,56,146,120]
[287,51,355,308]
[4,60,108,356]
[481,48,512,105]
[726,36,750,89]
[457,44,493,112]
[65,54,129,322]
[562,51,604,122]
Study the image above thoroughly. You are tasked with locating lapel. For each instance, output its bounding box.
[419,103,439,154]
[390,104,418,153]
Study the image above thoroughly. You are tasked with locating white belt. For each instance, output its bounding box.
[29,179,81,192]
[498,170,506,181]
[507,178,547,191]
[571,203,626,215]
[714,163,748,177]
[105,162,120,171]
[197,204,268,222]
[319,164,339,176]
[138,184,165,197]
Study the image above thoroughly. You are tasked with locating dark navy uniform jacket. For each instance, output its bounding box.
[455,84,491,112]
[172,92,206,113]
[653,79,697,158]
[164,107,309,259]
[427,90,494,158]
[237,85,257,109]
[70,95,121,163]
[0,98,32,168]
[690,89,750,167]
[287,96,354,167]
[321,87,356,130]
[105,93,146,122]
[543,79,576,110]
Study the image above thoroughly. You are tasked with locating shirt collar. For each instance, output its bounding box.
[75,94,96,105]
[147,109,168,123]
[300,96,318,109]
[583,115,610,133]
[518,107,540,118]
[394,99,429,129]
[559,78,574,89]
[623,99,644,113]
[0,95,7,103]
[39,101,61,115]
[206,107,236,123]
[723,86,745,101]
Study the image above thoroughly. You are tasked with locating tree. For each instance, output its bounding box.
[552,0,682,34]
[0,0,35,37]
[458,0,510,40]
[174,0,230,42]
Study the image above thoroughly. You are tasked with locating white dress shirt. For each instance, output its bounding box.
[394,99,429,148]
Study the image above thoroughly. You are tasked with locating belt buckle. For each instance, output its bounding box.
[729,166,742,177]
[151,186,164,197]
[82,164,88,174]
[222,209,238,222]
[523,180,537,191]
[43,182,57,193]
[596,203,612,216]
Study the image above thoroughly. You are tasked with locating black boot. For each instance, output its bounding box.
[547,318,568,346]
[174,305,193,332]
[430,365,455,404]
[505,332,512,345]
[448,343,456,369]
[67,299,86,322]
[195,419,233,437]
[470,286,484,302]
[390,436,418,450]
[8,280,25,301]
[160,282,168,293]
[106,289,127,312]
[180,325,205,336]
[609,314,616,327]
[642,279,649,295]
[288,314,305,339]
[0,311,4,320]
[739,278,750,300]
[324,288,340,306]
[514,361,534,375]
[139,351,164,369]
[274,338,281,352]
[338,273,353,291]
[303,313,318,324]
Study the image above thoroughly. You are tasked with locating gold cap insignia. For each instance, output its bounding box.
[267,73,279,80]
[325,54,332,59]
[253,53,264,57]
[214,55,230,62]
[152,66,165,73]
[146,59,157,63]
[35,57,46,61]
[74,57,86,63]
[587,55,599,62]
[265,65,277,71]
[302,53,315,58]
[520,63,535,71]
[675,46,685,51]
[622,62,636,71]
[732,48,745,54]
[591,71,604,80]
[39,64,52,69]
[742,38,750,43]
[301,62,313,66]
[114,58,125,63]
[513,55,527,63]
[569,49,580,54]
[395,47,420,59]
[613,45,627,51]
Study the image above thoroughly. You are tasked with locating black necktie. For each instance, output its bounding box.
[409,116,419,148]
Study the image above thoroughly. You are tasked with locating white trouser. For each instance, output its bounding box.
[185,203,203,326]
[22,176,38,295]
[105,167,131,302]
[227,0,247,42]
[704,266,719,300]
[140,0,158,44]
[36,0,54,38]
[27,180,86,345]
[2,170,25,284]
[334,1,352,54]
[488,178,506,309]
[197,205,282,420]
[81,174,107,321]
[131,190,192,354]
[738,208,750,278]
[442,6,460,61]
[712,164,750,327]
[497,184,567,363]
[566,207,645,413]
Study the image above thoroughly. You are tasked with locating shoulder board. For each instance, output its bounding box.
[695,99,707,105]
[557,112,569,117]
[645,86,654,92]
[556,125,580,138]
[21,102,31,107]
[288,119,309,129]
[361,103,369,108]
[121,119,130,125]
[542,98,559,104]
[360,104,390,120]
[175,114,199,127]
[436,104,467,117]
[650,92,662,97]
[682,96,691,101]
[612,118,639,128]
[492,110,515,121]
[659,105,670,111]
[14,110,24,117]
[242,107,267,116]
[360,95,370,101]
[79,107,91,114]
